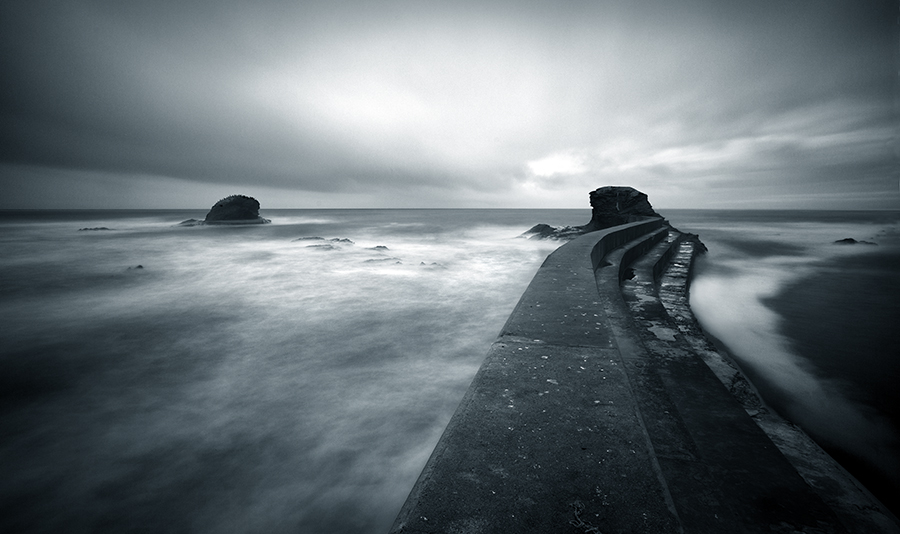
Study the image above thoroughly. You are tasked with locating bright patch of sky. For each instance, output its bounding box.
[527,152,588,177]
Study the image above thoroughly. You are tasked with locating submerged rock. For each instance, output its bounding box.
[521,223,584,240]
[834,238,877,245]
[204,195,270,224]
[293,237,354,244]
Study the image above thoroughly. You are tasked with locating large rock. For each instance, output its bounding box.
[523,186,662,240]
[203,195,270,224]
[523,186,708,253]
[582,186,660,231]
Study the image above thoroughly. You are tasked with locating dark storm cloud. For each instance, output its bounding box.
[1,0,897,207]
[0,1,364,187]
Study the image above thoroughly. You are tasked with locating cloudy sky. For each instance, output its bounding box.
[1,0,897,209]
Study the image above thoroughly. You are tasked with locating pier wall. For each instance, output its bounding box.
[390,219,899,534]
[588,218,664,273]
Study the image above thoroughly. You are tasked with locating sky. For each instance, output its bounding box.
[1,0,898,209]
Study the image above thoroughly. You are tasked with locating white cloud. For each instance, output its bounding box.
[526,151,588,177]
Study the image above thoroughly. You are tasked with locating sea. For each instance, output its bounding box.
[1,208,897,532]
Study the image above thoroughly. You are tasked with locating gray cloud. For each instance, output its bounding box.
[1,0,897,207]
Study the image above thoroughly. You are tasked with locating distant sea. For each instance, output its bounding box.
[1,208,897,532]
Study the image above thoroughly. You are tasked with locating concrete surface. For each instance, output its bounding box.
[390,221,899,534]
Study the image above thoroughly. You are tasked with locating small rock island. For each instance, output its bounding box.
[179,195,270,226]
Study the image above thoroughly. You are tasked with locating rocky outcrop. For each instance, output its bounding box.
[204,195,270,224]
[177,195,270,226]
[525,186,665,240]
[582,186,659,232]
[521,223,584,240]
[523,186,708,252]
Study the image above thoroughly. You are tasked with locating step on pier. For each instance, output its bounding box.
[390,219,899,534]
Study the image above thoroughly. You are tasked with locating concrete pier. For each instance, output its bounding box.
[390,220,899,534]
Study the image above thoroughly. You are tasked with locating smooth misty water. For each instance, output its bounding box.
[2,208,898,531]
[663,209,900,514]
[0,209,570,533]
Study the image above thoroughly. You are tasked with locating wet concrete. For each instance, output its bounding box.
[390,220,899,534]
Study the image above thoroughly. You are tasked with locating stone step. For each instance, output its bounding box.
[654,237,900,534]
[389,220,897,533]
[598,230,846,533]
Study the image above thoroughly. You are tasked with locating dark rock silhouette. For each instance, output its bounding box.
[522,223,562,239]
[524,186,663,240]
[204,195,270,224]
[582,186,659,231]
[834,238,877,245]
[524,186,707,251]
[295,237,354,245]
[522,223,585,240]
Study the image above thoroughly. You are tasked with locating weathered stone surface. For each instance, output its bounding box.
[390,218,881,534]
[391,187,897,534]
[582,186,659,231]
[203,195,270,224]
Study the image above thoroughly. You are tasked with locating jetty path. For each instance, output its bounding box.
[390,219,899,534]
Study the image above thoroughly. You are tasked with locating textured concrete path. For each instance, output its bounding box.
[390,220,899,534]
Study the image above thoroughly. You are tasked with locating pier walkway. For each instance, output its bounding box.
[390,219,898,534]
